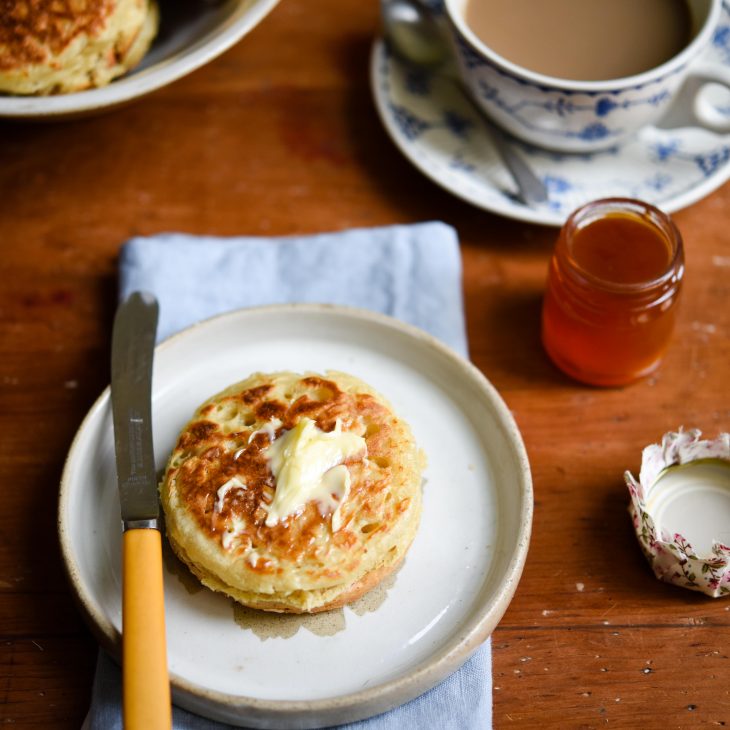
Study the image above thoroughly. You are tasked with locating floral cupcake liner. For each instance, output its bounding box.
[625,429,730,598]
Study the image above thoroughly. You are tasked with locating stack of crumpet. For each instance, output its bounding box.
[0,0,158,94]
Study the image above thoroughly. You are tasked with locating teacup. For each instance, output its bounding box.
[443,0,730,152]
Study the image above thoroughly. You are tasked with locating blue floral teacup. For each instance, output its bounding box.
[444,0,730,152]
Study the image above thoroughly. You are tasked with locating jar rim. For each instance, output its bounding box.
[559,198,684,294]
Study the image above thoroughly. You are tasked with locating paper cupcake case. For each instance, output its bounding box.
[625,429,730,598]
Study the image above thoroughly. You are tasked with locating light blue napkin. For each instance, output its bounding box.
[85,222,492,730]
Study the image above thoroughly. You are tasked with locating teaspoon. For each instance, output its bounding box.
[381,0,549,206]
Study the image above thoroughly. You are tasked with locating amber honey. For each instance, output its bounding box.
[542,198,684,386]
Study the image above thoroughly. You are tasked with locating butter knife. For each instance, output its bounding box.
[111,291,171,730]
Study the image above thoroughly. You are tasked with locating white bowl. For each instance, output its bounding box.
[0,0,280,120]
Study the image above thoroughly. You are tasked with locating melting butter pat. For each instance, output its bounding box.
[248,417,282,444]
[215,476,247,512]
[263,417,366,530]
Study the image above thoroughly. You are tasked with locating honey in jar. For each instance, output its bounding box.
[541,198,684,386]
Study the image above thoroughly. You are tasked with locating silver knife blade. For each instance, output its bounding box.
[111,291,160,526]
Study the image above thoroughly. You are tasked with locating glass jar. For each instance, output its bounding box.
[541,198,684,386]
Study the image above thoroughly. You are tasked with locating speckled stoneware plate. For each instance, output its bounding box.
[370,8,730,226]
[0,0,280,120]
[58,305,532,729]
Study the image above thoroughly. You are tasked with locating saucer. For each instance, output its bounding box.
[370,31,730,226]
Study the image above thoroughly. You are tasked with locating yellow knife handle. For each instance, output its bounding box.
[123,528,172,730]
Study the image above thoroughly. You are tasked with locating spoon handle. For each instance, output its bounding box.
[452,78,548,205]
[484,122,548,205]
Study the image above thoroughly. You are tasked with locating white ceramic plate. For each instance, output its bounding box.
[371,6,730,226]
[59,305,532,728]
[0,0,280,119]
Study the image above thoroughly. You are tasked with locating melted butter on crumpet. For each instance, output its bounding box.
[263,417,367,531]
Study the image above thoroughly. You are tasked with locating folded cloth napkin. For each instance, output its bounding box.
[84,222,492,730]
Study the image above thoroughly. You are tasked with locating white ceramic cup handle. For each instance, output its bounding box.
[685,63,730,132]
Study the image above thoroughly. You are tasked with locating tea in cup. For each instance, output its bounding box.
[444,0,730,151]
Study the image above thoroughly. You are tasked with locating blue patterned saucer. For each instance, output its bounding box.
[370,35,730,226]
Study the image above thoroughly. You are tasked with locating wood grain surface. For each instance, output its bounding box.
[1,0,728,727]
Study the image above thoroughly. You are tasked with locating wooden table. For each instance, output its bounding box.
[2,0,729,727]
